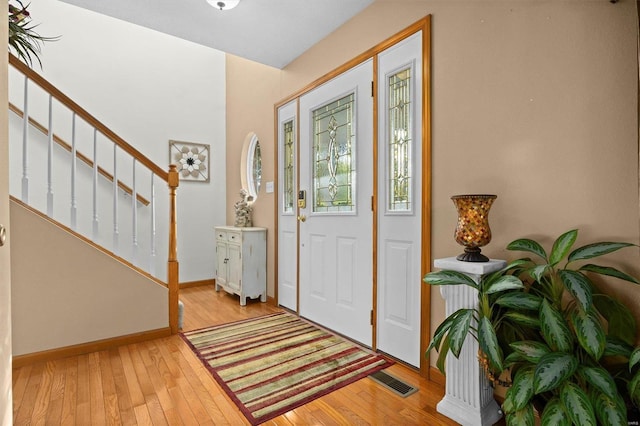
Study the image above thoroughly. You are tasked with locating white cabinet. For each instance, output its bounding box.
[214,226,267,306]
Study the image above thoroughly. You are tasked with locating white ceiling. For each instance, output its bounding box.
[58,0,375,69]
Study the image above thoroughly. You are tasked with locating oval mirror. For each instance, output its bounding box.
[240,132,261,202]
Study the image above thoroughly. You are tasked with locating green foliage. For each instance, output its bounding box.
[503,366,535,412]
[424,228,640,424]
[8,0,59,68]
[533,353,578,394]
[505,403,535,426]
[423,263,532,379]
[540,398,570,426]
[561,382,596,426]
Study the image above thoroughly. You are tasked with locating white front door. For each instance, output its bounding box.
[376,32,423,367]
[277,100,298,311]
[298,59,374,346]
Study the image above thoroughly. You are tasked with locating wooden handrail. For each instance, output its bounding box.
[9,102,150,206]
[10,53,180,335]
[9,53,169,182]
[9,54,180,334]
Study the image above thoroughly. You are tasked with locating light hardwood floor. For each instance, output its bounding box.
[12,285,458,425]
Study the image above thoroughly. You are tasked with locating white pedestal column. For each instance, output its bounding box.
[434,257,506,426]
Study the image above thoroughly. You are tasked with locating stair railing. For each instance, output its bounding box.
[8,53,180,333]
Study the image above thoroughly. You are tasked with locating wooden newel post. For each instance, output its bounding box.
[168,165,180,334]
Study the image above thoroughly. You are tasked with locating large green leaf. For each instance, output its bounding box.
[571,309,606,361]
[507,238,548,261]
[561,382,597,426]
[435,335,450,375]
[593,294,636,345]
[530,264,550,282]
[581,367,618,400]
[558,269,593,311]
[629,370,640,407]
[510,341,550,363]
[427,308,474,353]
[539,299,573,352]
[504,351,527,367]
[593,392,627,426]
[604,337,633,358]
[500,258,534,274]
[423,270,478,289]
[540,397,570,426]
[630,347,640,371]
[501,385,516,414]
[568,241,636,262]
[505,403,535,426]
[549,229,578,266]
[478,316,503,372]
[447,309,474,358]
[485,275,524,295]
[504,366,534,411]
[505,311,541,329]
[495,292,542,310]
[580,264,640,285]
[484,261,529,287]
[534,352,578,394]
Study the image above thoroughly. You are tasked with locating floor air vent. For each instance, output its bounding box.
[368,370,418,398]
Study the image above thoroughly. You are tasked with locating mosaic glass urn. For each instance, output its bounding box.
[451,194,497,262]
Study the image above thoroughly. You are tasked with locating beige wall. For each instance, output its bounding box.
[226,0,640,361]
[225,56,281,295]
[10,202,168,356]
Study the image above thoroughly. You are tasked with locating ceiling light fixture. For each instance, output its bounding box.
[207,0,240,10]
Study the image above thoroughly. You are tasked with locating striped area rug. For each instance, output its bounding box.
[181,311,393,425]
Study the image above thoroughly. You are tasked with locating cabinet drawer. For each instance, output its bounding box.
[216,229,241,243]
[226,231,241,243]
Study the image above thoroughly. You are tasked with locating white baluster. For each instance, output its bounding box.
[70,113,77,230]
[46,94,54,217]
[150,173,156,275]
[132,159,138,263]
[113,144,119,255]
[21,76,29,203]
[92,129,99,240]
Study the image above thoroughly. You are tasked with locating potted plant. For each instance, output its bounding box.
[9,0,58,68]
[425,229,640,426]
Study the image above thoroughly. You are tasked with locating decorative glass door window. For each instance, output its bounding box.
[387,68,412,212]
[283,119,295,213]
[312,94,355,213]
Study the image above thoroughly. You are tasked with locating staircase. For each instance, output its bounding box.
[7,54,180,363]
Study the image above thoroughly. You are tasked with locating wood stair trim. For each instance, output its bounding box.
[9,102,150,206]
[10,54,181,336]
[9,53,169,181]
[11,327,172,369]
[10,196,167,289]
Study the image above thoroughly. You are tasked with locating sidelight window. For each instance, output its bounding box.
[388,68,412,212]
[283,119,295,213]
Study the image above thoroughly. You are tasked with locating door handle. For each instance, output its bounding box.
[0,225,5,247]
[297,215,307,222]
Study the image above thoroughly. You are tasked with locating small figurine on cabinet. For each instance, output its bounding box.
[234,189,254,227]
